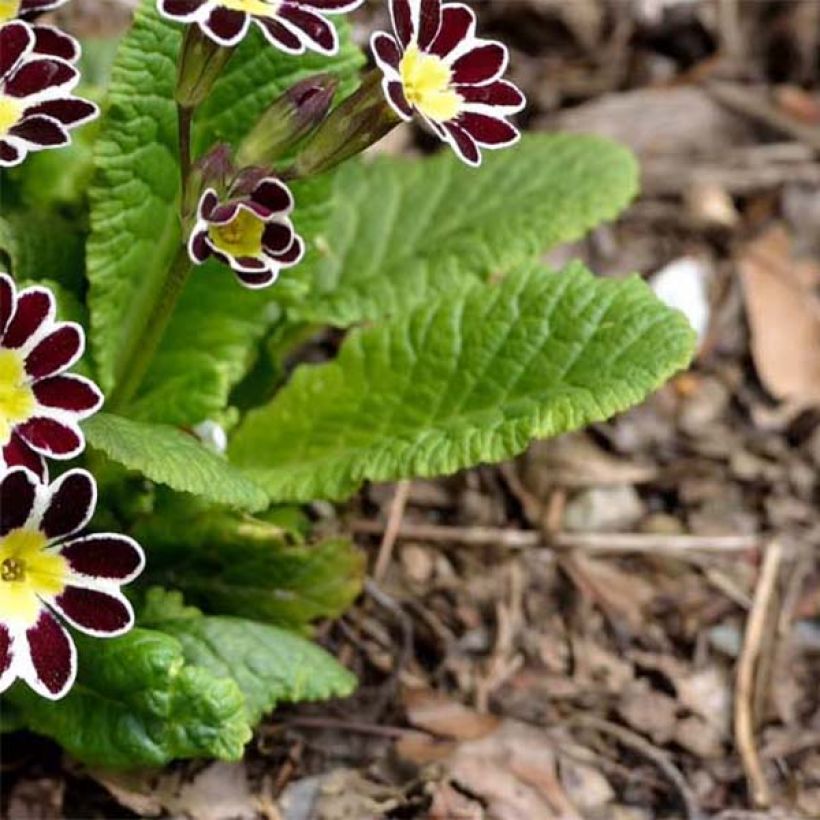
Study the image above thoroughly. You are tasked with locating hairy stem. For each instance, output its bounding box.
[108,107,196,412]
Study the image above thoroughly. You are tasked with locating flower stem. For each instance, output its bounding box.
[107,105,196,412]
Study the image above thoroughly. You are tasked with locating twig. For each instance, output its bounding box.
[373,480,411,582]
[569,715,703,820]
[275,716,421,739]
[352,520,762,555]
[735,540,784,808]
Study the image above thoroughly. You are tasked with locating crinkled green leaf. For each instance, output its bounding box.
[158,616,356,724]
[231,262,696,501]
[291,134,638,326]
[87,0,363,423]
[6,629,250,768]
[84,412,268,510]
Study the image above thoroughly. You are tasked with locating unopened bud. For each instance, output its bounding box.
[236,73,338,168]
[292,70,401,178]
[176,26,235,109]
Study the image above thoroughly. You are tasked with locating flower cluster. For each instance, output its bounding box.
[0,275,144,701]
[0,16,98,167]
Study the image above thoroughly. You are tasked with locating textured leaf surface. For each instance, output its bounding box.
[87,0,363,421]
[84,412,268,510]
[291,134,638,326]
[159,616,356,723]
[231,263,696,501]
[6,629,250,768]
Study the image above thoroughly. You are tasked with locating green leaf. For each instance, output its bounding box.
[84,412,268,510]
[231,262,696,501]
[6,629,250,768]
[158,616,356,724]
[87,0,364,420]
[290,133,639,326]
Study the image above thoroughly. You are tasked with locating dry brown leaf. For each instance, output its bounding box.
[403,688,500,740]
[738,226,820,406]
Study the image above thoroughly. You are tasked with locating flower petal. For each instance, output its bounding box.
[158,0,206,21]
[31,25,80,62]
[417,0,441,49]
[32,374,103,415]
[202,6,249,46]
[4,58,77,99]
[255,17,304,53]
[19,0,69,17]
[9,114,69,148]
[457,111,519,146]
[188,228,212,264]
[267,233,304,266]
[51,587,134,637]
[236,269,277,289]
[261,221,294,254]
[430,2,475,57]
[15,414,83,460]
[371,31,401,71]
[0,624,18,695]
[198,188,219,219]
[26,97,98,126]
[0,467,37,535]
[0,21,34,81]
[24,322,83,380]
[0,272,13,338]
[298,0,363,10]
[389,0,413,47]
[22,610,76,700]
[458,79,525,112]
[384,79,413,120]
[450,42,507,85]
[39,468,96,539]
[1,436,46,481]
[251,178,293,214]
[0,140,23,167]
[2,286,54,349]
[276,4,337,55]
[443,121,481,166]
[57,534,145,584]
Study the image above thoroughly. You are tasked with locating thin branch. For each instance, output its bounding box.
[373,480,411,582]
[735,540,784,808]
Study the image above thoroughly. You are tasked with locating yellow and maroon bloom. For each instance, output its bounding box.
[371,0,525,167]
[0,468,145,700]
[0,0,80,62]
[157,0,364,54]
[0,273,103,478]
[188,176,304,289]
[0,21,98,167]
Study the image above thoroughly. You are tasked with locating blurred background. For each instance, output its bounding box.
[5,1,820,817]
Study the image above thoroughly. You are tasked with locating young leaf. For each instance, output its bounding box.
[87,0,363,420]
[290,134,638,326]
[84,412,268,510]
[6,629,250,768]
[231,262,697,501]
[157,616,357,724]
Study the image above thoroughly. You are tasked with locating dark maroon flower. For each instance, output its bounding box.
[0,273,103,479]
[0,467,145,700]
[371,0,525,166]
[0,21,98,167]
[188,176,305,289]
[157,0,364,54]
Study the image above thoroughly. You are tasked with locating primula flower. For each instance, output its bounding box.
[371,0,525,167]
[157,0,364,54]
[188,176,304,289]
[0,273,103,478]
[0,468,145,700]
[0,0,79,62]
[0,20,98,167]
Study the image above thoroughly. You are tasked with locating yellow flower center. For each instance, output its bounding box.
[208,208,266,258]
[0,95,25,137]
[0,348,36,447]
[399,43,462,123]
[0,0,21,22]
[0,529,68,626]
[219,0,279,17]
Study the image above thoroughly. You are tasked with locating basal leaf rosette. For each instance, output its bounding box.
[372,0,525,166]
[0,273,103,478]
[0,468,145,700]
[158,0,364,53]
[188,175,305,289]
[0,20,98,167]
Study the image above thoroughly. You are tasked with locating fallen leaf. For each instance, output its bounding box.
[738,226,820,406]
[403,688,500,740]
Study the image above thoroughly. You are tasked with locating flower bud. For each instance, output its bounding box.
[292,70,401,178]
[236,73,338,168]
[176,25,235,109]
